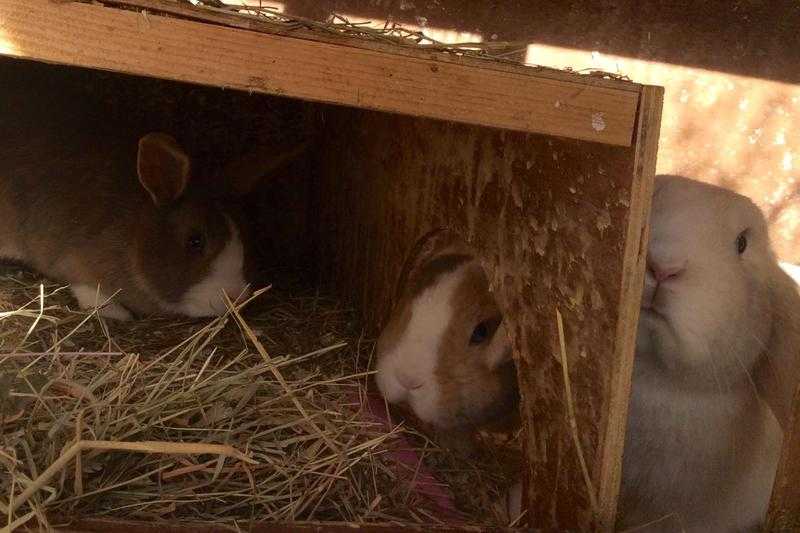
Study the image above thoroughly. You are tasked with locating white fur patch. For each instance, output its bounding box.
[624,362,782,529]
[375,265,466,426]
[172,218,250,317]
[71,284,133,321]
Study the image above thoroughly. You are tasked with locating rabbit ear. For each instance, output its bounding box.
[219,140,311,197]
[137,132,191,206]
[395,230,468,301]
[753,267,800,431]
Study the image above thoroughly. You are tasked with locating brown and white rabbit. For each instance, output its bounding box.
[617,174,800,532]
[374,231,519,431]
[0,80,273,321]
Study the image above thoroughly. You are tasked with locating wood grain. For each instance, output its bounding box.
[766,383,800,530]
[314,92,660,529]
[101,0,640,92]
[595,85,663,531]
[0,0,639,145]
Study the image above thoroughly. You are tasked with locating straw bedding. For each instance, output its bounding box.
[0,266,520,530]
[1,5,527,529]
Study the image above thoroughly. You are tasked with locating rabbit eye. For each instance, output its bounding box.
[187,232,206,254]
[736,231,748,255]
[469,316,501,346]
[470,322,489,345]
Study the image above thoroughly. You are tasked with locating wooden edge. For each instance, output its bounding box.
[102,0,642,94]
[0,0,639,146]
[45,518,514,533]
[766,383,800,530]
[595,85,663,531]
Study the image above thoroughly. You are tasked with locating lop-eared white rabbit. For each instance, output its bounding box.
[618,174,800,532]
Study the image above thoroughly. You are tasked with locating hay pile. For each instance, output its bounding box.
[0,266,519,530]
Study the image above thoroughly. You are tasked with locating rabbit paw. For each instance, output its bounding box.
[71,285,132,321]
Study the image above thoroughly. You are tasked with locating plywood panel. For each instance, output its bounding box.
[594,85,662,529]
[0,0,639,145]
[315,85,658,529]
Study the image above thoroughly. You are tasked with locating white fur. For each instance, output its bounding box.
[71,284,132,321]
[375,265,466,426]
[620,175,784,531]
[168,218,250,318]
[624,356,782,531]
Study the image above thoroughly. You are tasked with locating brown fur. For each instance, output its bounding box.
[137,132,191,206]
[392,229,471,302]
[435,261,518,428]
[376,230,518,430]
[0,80,250,317]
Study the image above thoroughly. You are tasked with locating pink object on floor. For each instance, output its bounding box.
[355,391,466,523]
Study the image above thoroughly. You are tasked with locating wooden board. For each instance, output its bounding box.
[315,84,661,530]
[767,384,800,530]
[99,0,636,92]
[0,0,639,146]
[594,85,662,530]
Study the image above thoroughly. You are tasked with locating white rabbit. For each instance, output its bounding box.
[617,174,800,532]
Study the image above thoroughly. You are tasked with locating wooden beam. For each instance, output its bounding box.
[0,0,639,146]
[595,85,662,531]
[101,0,640,93]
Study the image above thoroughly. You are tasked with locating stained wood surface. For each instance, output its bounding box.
[100,0,635,91]
[315,85,660,530]
[594,85,663,530]
[767,383,800,530]
[0,0,639,145]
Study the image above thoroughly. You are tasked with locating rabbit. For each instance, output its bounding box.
[374,231,519,432]
[0,76,293,321]
[616,174,800,532]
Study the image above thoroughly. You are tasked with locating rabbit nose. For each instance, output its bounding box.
[647,257,686,283]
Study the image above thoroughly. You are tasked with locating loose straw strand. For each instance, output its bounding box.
[7,440,255,517]
[555,307,599,515]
